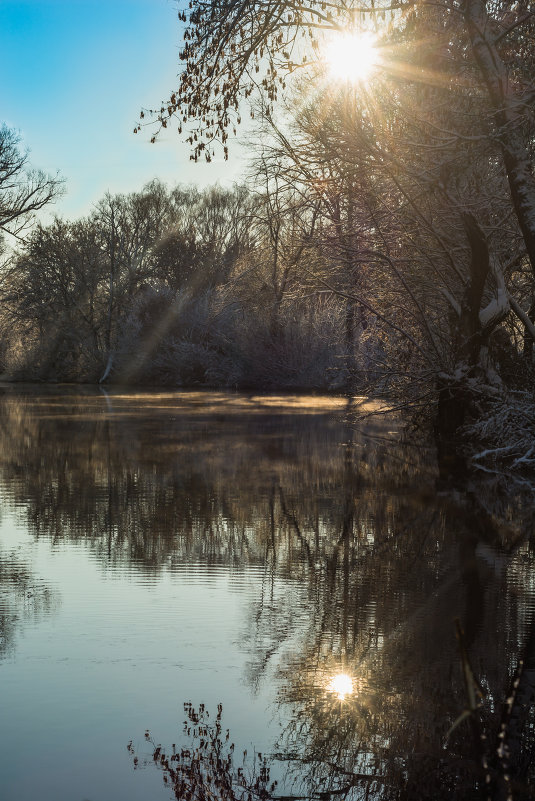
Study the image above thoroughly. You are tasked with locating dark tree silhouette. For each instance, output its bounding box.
[0,124,62,239]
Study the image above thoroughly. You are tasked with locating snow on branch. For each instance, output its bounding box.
[439,287,461,318]
[509,296,535,342]
[479,257,509,333]
[462,391,535,489]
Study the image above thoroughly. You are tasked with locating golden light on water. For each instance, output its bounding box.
[323,32,379,83]
[327,672,354,701]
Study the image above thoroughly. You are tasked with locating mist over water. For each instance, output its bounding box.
[0,387,533,801]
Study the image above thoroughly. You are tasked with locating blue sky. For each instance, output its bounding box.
[0,0,244,221]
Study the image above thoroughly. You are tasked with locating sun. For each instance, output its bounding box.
[323,32,379,83]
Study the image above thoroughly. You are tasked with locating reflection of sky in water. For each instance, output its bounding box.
[0,514,293,801]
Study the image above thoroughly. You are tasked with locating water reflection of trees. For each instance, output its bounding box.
[0,548,57,659]
[0,389,427,573]
[0,387,533,798]
[243,447,535,799]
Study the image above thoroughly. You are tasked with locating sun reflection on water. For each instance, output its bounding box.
[327,672,354,701]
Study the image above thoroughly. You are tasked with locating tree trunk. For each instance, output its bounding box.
[435,214,491,477]
[463,0,535,279]
[457,213,490,365]
[101,206,116,383]
[344,299,355,391]
[522,300,535,360]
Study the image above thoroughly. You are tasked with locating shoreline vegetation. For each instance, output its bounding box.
[0,178,533,486]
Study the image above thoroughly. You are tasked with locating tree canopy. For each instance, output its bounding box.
[137,0,535,462]
[0,124,62,240]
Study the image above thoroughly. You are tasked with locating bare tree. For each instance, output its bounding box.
[0,124,62,240]
[149,0,535,372]
[5,217,105,380]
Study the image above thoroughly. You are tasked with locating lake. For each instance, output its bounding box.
[0,387,533,801]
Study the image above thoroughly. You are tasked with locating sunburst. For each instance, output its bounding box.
[323,32,379,83]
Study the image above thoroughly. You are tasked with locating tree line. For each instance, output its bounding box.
[0,168,356,388]
[2,0,535,467]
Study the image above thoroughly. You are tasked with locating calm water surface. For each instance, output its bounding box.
[0,387,533,801]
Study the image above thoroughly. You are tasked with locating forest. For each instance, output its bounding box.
[1,0,535,479]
